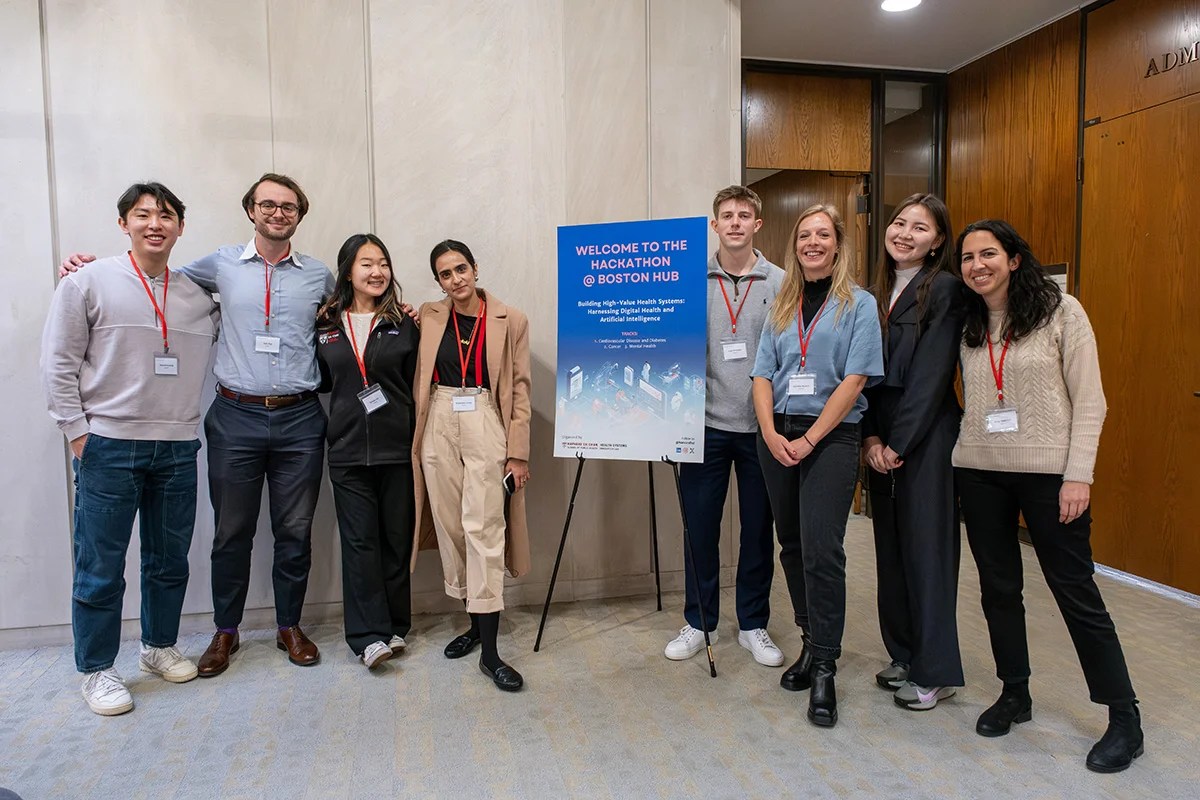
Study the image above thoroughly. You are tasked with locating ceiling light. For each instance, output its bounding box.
[881,0,921,11]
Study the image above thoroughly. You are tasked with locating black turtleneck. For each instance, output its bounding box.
[801,276,833,327]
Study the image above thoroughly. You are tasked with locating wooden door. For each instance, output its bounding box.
[1079,93,1200,594]
[749,170,867,282]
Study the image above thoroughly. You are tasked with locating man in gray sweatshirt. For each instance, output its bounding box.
[665,186,786,667]
[41,183,218,716]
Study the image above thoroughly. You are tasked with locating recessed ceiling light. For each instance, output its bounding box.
[882,0,922,11]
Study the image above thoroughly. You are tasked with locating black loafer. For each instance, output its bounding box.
[480,659,524,692]
[444,630,481,659]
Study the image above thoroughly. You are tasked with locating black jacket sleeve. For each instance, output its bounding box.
[887,274,966,457]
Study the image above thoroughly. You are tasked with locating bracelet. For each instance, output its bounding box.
[803,433,815,448]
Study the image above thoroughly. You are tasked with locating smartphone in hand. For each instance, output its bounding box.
[502,471,515,496]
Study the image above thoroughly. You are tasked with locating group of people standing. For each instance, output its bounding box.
[43,174,533,721]
[40,174,1142,773]
[669,185,1143,772]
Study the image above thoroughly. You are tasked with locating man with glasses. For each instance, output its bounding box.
[62,173,335,676]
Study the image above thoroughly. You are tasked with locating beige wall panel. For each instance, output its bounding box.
[43,0,279,621]
[649,0,741,576]
[266,0,372,267]
[0,0,76,630]
[561,0,655,586]
[368,0,568,605]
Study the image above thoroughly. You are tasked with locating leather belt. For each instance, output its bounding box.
[217,384,317,409]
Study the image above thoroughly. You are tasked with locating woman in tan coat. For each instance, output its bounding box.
[411,239,532,691]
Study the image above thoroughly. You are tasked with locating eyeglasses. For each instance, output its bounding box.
[254,200,300,217]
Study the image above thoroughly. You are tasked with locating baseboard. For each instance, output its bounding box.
[0,569,710,651]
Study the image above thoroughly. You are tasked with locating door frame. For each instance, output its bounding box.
[741,60,948,286]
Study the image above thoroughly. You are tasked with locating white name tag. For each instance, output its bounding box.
[721,340,748,361]
[153,354,179,376]
[985,406,1019,434]
[357,384,388,414]
[788,373,816,396]
[452,394,476,412]
[255,334,281,354]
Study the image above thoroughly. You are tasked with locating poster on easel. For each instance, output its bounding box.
[553,217,708,463]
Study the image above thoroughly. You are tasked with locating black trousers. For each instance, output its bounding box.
[956,468,1136,705]
[867,403,964,686]
[678,426,774,632]
[204,395,326,629]
[757,415,860,661]
[328,463,415,655]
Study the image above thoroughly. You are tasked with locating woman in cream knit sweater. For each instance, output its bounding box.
[954,219,1142,774]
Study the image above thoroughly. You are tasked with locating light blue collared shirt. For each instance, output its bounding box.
[180,240,335,395]
[751,286,884,423]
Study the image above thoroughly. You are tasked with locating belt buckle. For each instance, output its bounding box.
[264,395,281,410]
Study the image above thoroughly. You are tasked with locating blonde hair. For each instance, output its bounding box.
[769,204,857,333]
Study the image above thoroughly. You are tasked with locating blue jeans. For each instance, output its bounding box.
[678,426,775,632]
[72,435,201,673]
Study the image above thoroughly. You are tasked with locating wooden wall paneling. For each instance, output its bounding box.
[1079,95,1200,594]
[744,72,872,172]
[945,14,1080,268]
[1085,0,1200,123]
[748,170,864,281]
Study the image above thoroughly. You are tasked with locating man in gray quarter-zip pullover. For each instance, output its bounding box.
[664,185,786,668]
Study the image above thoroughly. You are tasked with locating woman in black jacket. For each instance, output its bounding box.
[862,194,967,710]
[316,233,420,669]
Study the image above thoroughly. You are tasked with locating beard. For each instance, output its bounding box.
[255,218,297,242]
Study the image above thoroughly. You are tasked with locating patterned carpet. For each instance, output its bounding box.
[1,515,1196,799]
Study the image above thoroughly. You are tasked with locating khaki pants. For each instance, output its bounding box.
[421,386,508,612]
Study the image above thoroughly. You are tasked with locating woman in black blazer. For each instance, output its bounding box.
[862,194,967,710]
[316,233,420,669]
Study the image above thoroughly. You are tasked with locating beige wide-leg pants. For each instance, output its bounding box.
[421,386,509,613]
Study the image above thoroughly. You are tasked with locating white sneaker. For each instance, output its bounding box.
[894,681,956,710]
[361,640,393,669]
[139,644,198,683]
[738,628,785,667]
[388,635,407,654]
[664,625,717,661]
[81,668,134,716]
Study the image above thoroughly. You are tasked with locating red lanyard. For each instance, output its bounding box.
[129,252,169,353]
[797,294,830,369]
[259,247,290,330]
[451,302,487,387]
[717,276,754,335]
[987,333,1013,403]
[345,315,378,388]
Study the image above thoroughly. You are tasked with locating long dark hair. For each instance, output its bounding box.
[317,233,406,331]
[871,193,955,337]
[957,219,1062,348]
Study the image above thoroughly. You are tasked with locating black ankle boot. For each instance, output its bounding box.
[1086,701,1144,773]
[780,637,813,692]
[807,659,837,727]
[976,684,1033,737]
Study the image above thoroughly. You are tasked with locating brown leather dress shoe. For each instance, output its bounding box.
[197,631,239,677]
[276,625,320,666]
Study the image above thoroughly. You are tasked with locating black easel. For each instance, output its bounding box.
[532,453,717,678]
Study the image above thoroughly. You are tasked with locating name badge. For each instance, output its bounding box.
[721,340,748,361]
[452,394,476,413]
[153,354,179,376]
[788,373,816,396]
[255,334,281,354]
[357,384,388,414]
[985,406,1019,434]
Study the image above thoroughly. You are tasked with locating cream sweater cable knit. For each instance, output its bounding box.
[953,294,1106,484]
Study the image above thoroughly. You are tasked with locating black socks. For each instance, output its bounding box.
[472,611,503,671]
